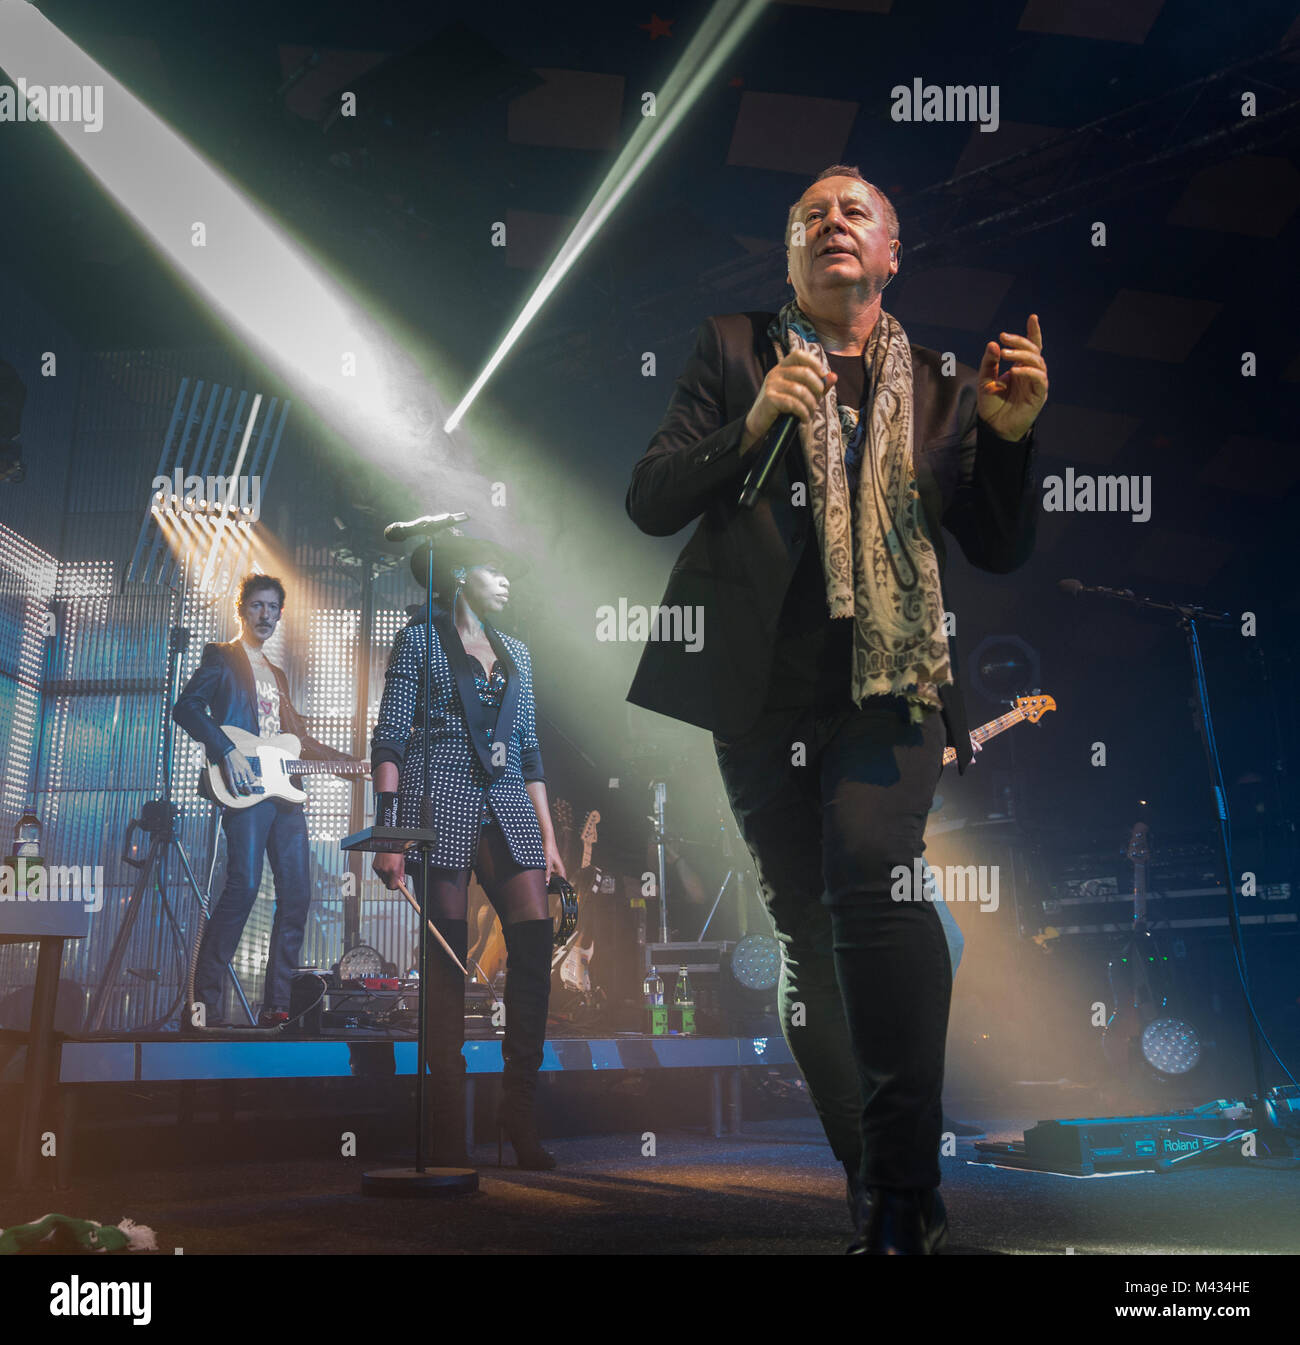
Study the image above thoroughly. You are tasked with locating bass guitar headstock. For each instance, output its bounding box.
[1126,821,1150,865]
[1013,693,1056,723]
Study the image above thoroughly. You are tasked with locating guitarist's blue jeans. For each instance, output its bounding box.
[195,798,312,1017]
[714,697,955,1192]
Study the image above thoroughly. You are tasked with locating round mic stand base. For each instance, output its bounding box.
[361,1166,478,1198]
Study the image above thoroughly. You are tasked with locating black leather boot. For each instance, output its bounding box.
[423,917,472,1168]
[844,1163,862,1226]
[496,918,556,1170]
[848,1186,948,1255]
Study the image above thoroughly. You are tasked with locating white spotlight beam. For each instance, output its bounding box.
[444,0,768,432]
[0,1,486,504]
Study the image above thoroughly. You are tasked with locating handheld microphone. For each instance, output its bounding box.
[382,511,468,542]
[739,416,800,509]
[740,353,843,508]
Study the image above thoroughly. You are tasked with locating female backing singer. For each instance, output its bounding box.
[370,532,565,1170]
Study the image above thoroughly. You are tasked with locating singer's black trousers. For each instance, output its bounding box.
[714,695,951,1190]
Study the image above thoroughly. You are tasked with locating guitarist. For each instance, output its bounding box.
[173,573,353,1028]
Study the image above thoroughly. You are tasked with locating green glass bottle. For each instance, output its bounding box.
[674,965,693,1007]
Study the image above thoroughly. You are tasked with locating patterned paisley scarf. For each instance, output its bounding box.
[767,300,951,720]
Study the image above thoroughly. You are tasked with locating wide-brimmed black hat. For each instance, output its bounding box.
[409,527,529,592]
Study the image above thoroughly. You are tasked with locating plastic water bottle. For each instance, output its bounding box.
[643,967,664,1007]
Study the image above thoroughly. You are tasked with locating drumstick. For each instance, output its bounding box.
[395,878,471,978]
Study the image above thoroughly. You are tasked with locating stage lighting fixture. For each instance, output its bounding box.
[1141,1017,1202,1077]
[337,944,387,982]
[730,933,780,992]
[708,933,779,1035]
[8,811,42,863]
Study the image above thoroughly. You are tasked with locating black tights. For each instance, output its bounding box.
[412,822,549,926]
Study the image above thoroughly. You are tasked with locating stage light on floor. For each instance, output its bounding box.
[694,933,780,1035]
[730,933,780,992]
[1141,1017,1202,1076]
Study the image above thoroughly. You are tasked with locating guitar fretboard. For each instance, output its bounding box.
[277,759,369,776]
[940,707,1027,766]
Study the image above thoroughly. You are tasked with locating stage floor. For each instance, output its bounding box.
[3,1116,1297,1256]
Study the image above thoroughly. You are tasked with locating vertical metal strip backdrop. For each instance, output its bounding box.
[0,346,433,1028]
[54,350,235,1029]
[287,551,419,980]
[0,528,58,1008]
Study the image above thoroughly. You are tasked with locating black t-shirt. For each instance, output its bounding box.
[764,349,871,711]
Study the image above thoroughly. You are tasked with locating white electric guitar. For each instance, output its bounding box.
[199,724,370,809]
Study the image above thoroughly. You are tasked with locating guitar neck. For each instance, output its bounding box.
[1134,865,1148,923]
[1127,822,1151,924]
[283,759,368,776]
[941,707,1027,765]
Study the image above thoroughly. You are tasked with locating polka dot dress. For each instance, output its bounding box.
[371,615,546,869]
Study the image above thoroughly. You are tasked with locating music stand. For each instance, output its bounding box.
[341,534,477,1197]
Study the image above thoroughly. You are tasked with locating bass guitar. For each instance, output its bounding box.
[942,693,1056,767]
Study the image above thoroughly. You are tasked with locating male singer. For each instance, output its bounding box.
[626,166,1047,1253]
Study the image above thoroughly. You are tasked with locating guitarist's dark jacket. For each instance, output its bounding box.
[625,311,1040,773]
[173,640,348,767]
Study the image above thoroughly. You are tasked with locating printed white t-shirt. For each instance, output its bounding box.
[254,675,282,736]
[242,641,283,737]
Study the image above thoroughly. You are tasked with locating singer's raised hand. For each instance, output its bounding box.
[742,350,836,455]
[977,313,1048,443]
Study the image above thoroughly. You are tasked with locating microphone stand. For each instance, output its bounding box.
[344,518,475,1197]
[1063,581,1275,1111]
[414,539,437,1175]
[650,781,670,945]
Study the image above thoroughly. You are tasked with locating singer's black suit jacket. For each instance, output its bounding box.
[624,311,1039,772]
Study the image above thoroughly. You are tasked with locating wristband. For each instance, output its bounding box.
[376,791,399,828]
